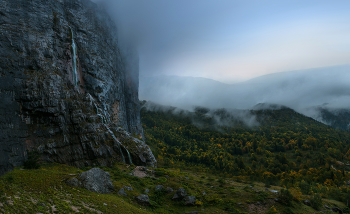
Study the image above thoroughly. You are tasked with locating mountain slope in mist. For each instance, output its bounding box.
[303,106,350,131]
[140,65,350,111]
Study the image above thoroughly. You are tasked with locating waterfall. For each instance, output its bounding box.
[94,103,105,124]
[70,27,78,86]
[89,94,133,164]
[122,144,133,165]
[104,125,133,165]
[104,124,125,164]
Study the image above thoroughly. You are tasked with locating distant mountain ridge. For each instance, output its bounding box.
[140,64,350,110]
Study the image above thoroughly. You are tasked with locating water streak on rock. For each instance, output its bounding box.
[104,124,126,164]
[70,27,78,87]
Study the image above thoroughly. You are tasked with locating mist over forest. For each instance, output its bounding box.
[140,65,350,126]
[92,0,350,129]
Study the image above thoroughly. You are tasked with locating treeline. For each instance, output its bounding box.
[141,102,350,202]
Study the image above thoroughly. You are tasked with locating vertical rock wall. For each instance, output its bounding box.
[0,0,155,176]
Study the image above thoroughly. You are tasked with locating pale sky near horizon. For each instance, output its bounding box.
[100,0,350,83]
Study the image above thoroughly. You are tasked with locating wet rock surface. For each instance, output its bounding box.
[66,168,114,194]
[0,0,156,176]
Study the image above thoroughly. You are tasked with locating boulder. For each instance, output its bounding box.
[123,185,133,191]
[155,185,164,191]
[303,200,311,206]
[184,196,196,206]
[117,188,127,196]
[324,205,331,210]
[66,177,81,187]
[172,188,187,200]
[166,187,174,193]
[79,168,114,194]
[136,194,150,206]
[144,189,150,194]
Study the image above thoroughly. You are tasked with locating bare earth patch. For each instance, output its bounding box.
[70,205,80,212]
[133,166,150,178]
[247,199,276,214]
[82,202,103,214]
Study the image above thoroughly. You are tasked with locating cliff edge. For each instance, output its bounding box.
[0,0,156,176]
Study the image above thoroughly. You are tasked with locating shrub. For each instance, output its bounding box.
[278,189,293,206]
[150,188,167,206]
[310,193,322,210]
[157,177,167,183]
[289,187,302,202]
[299,180,310,195]
[195,200,203,206]
[256,191,269,202]
[24,151,40,169]
[265,206,278,214]
[283,207,295,214]
[343,207,350,213]
[218,178,226,184]
[4,174,14,183]
[0,191,5,203]
[155,171,165,176]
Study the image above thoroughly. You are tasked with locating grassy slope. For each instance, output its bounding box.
[0,163,347,214]
[0,163,149,214]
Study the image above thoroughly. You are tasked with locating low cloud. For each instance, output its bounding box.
[141,101,259,131]
[140,65,350,113]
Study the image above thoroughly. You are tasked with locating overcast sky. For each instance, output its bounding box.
[97,0,350,83]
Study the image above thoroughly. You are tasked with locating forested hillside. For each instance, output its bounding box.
[141,101,350,204]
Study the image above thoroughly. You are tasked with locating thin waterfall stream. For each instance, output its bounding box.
[104,124,126,164]
[69,27,78,87]
[88,94,133,164]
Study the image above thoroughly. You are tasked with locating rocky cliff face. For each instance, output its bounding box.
[0,0,156,176]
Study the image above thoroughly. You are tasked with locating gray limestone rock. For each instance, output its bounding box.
[172,188,187,200]
[183,196,196,206]
[0,0,156,176]
[166,187,174,193]
[303,200,311,206]
[155,185,163,191]
[123,185,133,191]
[118,188,127,196]
[66,177,81,187]
[79,168,114,194]
[136,194,150,206]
